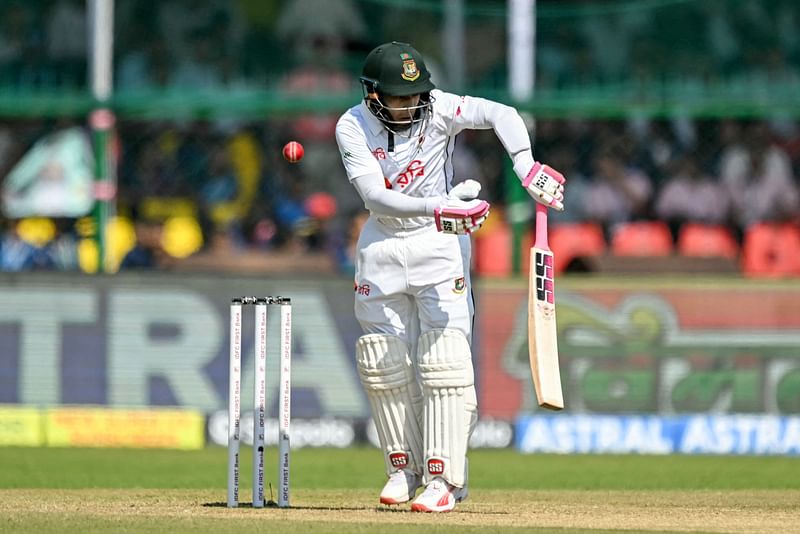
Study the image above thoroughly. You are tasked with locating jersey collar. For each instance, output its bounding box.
[360,101,387,137]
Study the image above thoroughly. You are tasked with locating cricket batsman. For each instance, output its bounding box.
[335,41,566,512]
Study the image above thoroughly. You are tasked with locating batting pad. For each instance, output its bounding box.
[417,328,477,487]
[356,334,424,476]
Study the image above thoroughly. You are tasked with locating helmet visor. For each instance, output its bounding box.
[361,82,433,136]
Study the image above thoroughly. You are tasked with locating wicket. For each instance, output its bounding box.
[227,296,292,508]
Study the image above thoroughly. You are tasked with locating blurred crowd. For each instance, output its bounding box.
[535,0,800,91]
[2,115,799,274]
[0,0,797,92]
[536,118,800,239]
[0,0,799,274]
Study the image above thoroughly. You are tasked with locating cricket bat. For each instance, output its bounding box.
[528,202,564,410]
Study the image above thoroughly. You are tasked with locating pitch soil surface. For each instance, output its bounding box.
[3,448,799,532]
[2,488,799,533]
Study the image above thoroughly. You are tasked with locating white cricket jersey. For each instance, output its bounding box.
[335,89,531,231]
[335,89,532,342]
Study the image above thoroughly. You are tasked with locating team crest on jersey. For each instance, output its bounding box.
[453,276,466,294]
[400,53,420,81]
[371,147,386,160]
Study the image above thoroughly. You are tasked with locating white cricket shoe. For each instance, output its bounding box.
[410,477,468,512]
[379,469,422,505]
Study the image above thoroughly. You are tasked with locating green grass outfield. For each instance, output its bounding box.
[1,447,799,533]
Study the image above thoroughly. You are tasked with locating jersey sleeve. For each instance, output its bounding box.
[352,174,440,217]
[437,90,535,182]
[335,114,383,181]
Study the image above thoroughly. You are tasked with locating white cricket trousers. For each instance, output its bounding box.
[353,216,474,344]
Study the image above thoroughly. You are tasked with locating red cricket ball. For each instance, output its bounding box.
[282,141,304,163]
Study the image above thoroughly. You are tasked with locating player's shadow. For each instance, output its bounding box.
[203,502,508,514]
[375,507,507,515]
[203,502,368,511]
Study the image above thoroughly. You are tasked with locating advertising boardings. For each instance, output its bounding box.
[1,274,799,453]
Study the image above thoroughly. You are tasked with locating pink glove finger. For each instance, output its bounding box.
[542,164,566,184]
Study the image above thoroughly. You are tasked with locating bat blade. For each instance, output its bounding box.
[528,243,564,410]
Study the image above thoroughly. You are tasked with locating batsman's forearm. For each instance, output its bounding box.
[352,173,440,217]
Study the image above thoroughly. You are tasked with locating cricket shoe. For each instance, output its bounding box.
[379,469,423,505]
[410,477,468,512]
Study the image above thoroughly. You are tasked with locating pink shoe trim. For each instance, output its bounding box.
[411,502,453,513]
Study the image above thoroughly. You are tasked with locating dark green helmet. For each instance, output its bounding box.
[360,41,435,135]
[360,41,435,96]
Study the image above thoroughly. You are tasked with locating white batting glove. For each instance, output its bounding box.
[448,179,482,201]
[434,198,491,235]
[522,162,566,211]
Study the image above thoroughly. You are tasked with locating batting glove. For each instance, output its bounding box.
[522,162,566,211]
[434,198,491,235]
[448,179,482,201]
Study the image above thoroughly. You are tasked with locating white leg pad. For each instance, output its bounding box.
[417,328,477,487]
[356,334,424,476]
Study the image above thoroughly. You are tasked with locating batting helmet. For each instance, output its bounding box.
[360,41,435,134]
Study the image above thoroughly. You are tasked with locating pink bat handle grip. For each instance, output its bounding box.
[535,203,550,251]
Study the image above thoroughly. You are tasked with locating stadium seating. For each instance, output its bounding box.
[162,216,204,259]
[549,222,607,273]
[16,217,56,247]
[472,214,532,276]
[611,221,673,257]
[677,223,739,259]
[466,217,800,278]
[742,223,800,277]
[106,216,137,271]
[472,214,510,276]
